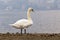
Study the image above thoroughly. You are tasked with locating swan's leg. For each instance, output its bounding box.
[24,28,26,34]
[21,28,23,35]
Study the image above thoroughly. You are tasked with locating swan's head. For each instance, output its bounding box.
[28,8,34,12]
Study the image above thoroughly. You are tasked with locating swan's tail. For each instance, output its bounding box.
[9,24,14,26]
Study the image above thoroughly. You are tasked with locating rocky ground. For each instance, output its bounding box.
[0,32,60,40]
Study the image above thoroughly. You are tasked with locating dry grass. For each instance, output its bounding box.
[0,32,60,40]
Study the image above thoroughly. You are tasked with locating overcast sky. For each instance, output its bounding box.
[0,0,60,33]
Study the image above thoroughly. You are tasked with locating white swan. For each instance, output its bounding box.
[9,8,34,34]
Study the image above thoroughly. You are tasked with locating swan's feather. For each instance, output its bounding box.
[10,19,33,28]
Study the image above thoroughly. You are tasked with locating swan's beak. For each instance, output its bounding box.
[32,9,34,12]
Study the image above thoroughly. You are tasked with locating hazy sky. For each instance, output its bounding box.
[0,0,60,33]
[0,0,60,11]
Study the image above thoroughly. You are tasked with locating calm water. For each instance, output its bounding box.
[0,10,60,33]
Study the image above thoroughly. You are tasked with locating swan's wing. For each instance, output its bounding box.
[14,19,29,25]
[9,19,33,28]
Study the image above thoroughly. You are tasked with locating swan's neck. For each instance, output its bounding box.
[27,11,32,21]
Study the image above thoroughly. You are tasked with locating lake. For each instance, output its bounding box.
[0,10,60,33]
